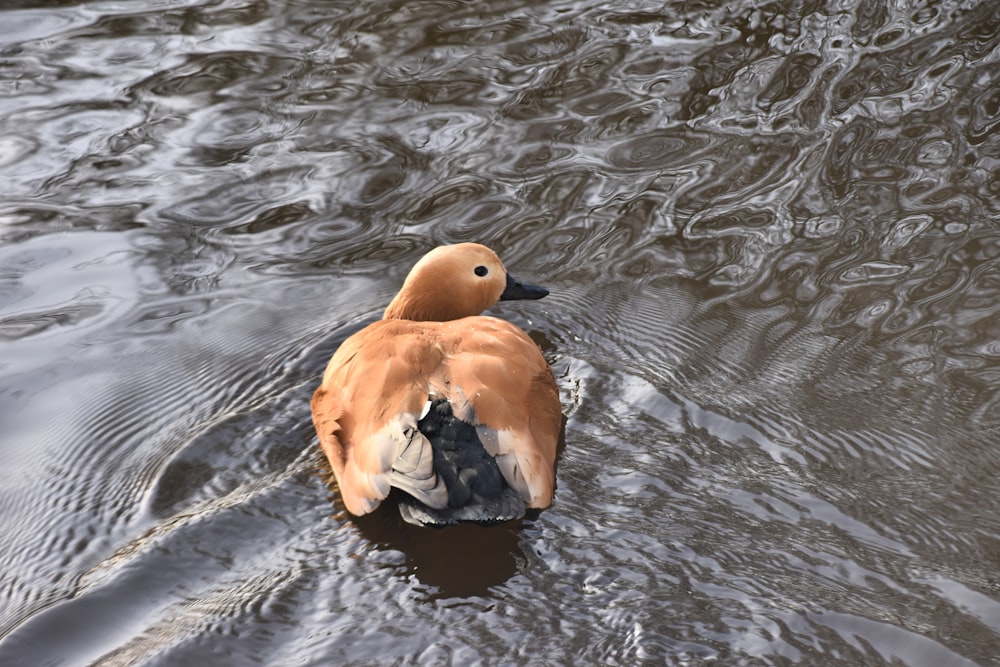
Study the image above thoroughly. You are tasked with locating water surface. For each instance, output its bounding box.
[2,1,1000,665]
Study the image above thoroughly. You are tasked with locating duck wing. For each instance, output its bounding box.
[438,316,561,509]
[311,320,447,516]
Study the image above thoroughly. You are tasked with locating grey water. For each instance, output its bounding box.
[1,1,1000,665]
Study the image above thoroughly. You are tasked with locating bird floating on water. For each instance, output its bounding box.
[311,243,562,526]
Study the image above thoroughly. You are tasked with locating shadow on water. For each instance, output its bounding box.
[351,505,527,600]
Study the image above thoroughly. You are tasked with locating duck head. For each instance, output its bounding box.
[383,243,548,322]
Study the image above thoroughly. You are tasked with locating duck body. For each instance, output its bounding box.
[311,244,561,526]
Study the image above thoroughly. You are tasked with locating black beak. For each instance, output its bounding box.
[500,272,549,301]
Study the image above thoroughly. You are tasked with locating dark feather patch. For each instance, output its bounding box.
[396,399,525,526]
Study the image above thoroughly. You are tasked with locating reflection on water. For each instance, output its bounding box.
[2,0,1000,664]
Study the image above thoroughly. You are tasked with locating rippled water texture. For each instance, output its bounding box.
[2,0,1000,665]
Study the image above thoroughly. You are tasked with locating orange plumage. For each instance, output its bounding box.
[311,243,561,525]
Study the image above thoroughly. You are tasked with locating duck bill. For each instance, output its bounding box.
[500,272,549,301]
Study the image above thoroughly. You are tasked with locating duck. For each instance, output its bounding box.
[311,243,562,526]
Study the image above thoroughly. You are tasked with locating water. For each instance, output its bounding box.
[1,0,999,664]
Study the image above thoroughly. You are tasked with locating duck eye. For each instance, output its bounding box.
[474,265,489,277]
